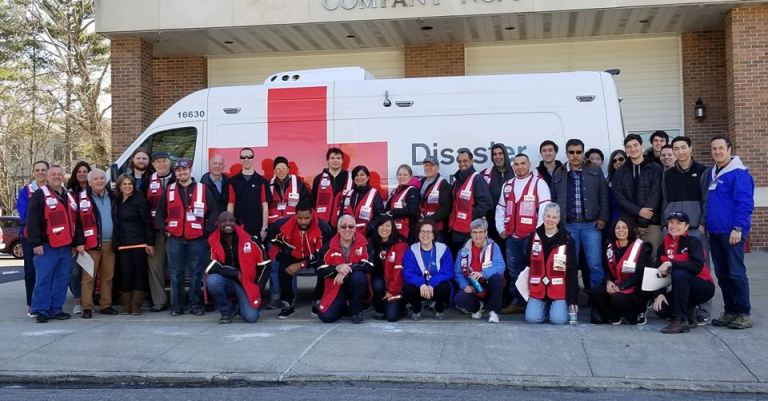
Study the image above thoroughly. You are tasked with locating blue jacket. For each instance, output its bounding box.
[702,157,754,235]
[453,239,505,290]
[402,242,454,287]
[15,182,40,234]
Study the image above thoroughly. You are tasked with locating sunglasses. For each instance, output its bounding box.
[240,155,254,160]
[339,225,356,230]
[568,150,583,155]
[612,157,625,162]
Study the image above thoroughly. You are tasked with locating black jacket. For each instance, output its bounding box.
[200,172,229,216]
[524,225,579,305]
[611,159,663,227]
[551,164,609,223]
[655,234,707,276]
[536,160,563,188]
[114,192,155,248]
[661,160,707,228]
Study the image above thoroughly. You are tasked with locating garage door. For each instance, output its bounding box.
[466,35,682,137]
[208,48,404,87]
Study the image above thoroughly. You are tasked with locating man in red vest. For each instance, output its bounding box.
[146,151,174,312]
[448,148,492,256]
[155,158,218,316]
[495,154,551,313]
[418,156,452,243]
[207,211,269,324]
[311,147,351,229]
[26,165,79,323]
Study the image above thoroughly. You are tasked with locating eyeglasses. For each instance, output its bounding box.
[568,150,583,155]
[240,155,254,160]
[339,224,356,230]
[612,157,625,163]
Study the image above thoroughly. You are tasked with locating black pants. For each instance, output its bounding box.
[318,271,369,323]
[403,281,451,313]
[278,265,296,305]
[371,275,402,322]
[454,274,504,314]
[449,232,470,258]
[117,247,149,292]
[592,283,651,324]
[656,269,715,320]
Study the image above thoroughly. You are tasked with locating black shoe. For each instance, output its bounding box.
[99,307,119,316]
[82,309,93,319]
[278,307,295,320]
[170,309,184,316]
[190,307,205,316]
[36,314,48,323]
[150,305,169,312]
[350,313,364,324]
[661,319,690,334]
[218,314,234,324]
[51,312,71,320]
[687,307,698,328]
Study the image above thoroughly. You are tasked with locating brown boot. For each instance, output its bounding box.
[120,292,131,315]
[661,318,690,334]
[131,291,145,315]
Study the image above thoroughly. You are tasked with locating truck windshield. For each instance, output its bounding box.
[135,126,197,166]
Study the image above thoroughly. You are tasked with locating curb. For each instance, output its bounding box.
[0,371,765,394]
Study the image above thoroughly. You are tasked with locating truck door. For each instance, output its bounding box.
[116,122,203,178]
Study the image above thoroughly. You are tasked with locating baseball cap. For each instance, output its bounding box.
[422,156,439,165]
[175,158,192,169]
[151,151,170,161]
[667,211,689,223]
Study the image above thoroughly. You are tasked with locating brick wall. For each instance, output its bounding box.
[110,37,154,160]
[681,31,728,162]
[152,57,208,120]
[726,5,768,250]
[404,43,465,77]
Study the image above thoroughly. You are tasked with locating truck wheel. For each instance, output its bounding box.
[11,241,23,259]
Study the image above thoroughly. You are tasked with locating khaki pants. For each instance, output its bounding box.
[82,242,115,310]
[147,231,168,308]
[640,224,662,259]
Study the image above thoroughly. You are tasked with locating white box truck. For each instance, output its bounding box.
[110,67,625,190]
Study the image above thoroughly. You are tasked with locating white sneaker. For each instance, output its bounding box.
[471,310,483,320]
[73,304,82,315]
[488,311,500,323]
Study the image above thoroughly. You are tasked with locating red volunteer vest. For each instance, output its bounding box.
[529,233,568,300]
[146,172,167,217]
[419,177,446,231]
[165,182,207,240]
[502,175,541,238]
[449,172,479,234]
[208,225,267,309]
[268,175,300,225]
[459,243,494,298]
[388,185,416,238]
[606,239,644,295]
[659,234,713,282]
[268,214,325,265]
[342,187,378,236]
[315,171,352,227]
[380,241,407,301]
[319,233,369,312]
[78,190,100,250]
[41,186,77,248]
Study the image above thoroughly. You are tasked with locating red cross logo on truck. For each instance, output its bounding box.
[209,86,389,194]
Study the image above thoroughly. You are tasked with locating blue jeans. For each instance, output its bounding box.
[31,245,71,317]
[371,275,402,322]
[525,298,568,325]
[166,237,205,311]
[709,234,751,315]
[565,222,603,288]
[206,273,260,323]
[21,235,36,306]
[69,255,82,300]
[505,236,531,305]
[270,259,298,302]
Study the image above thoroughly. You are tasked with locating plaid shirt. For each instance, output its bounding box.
[567,166,585,221]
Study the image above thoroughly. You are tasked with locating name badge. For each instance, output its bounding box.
[46,198,58,207]
[520,217,533,225]
[553,263,566,272]
[320,178,330,187]
[194,208,204,218]
[79,200,91,210]
[84,229,94,237]
[317,207,327,213]
[621,261,636,273]
[193,201,204,209]
[168,221,178,228]
[359,206,372,220]
[427,193,439,204]
[459,190,472,200]
[530,277,541,284]
[190,223,202,230]
[277,202,287,211]
[554,254,567,264]
[186,212,197,222]
[395,222,403,230]
[150,182,160,191]
[288,192,299,206]
[523,195,536,202]
[551,278,564,285]
[457,212,467,220]
[532,242,542,254]
[708,182,718,191]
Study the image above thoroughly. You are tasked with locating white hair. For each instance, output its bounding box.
[87,168,106,182]
[337,214,356,226]
[470,218,488,231]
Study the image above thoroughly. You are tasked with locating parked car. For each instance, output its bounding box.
[0,216,22,259]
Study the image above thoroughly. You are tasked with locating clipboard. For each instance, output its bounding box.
[642,267,671,291]
[515,266,530,301]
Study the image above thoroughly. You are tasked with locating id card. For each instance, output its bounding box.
[622,261,636,273]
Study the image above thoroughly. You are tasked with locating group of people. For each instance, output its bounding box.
[15,130,755,334]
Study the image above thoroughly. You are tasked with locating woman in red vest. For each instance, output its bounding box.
[652,211,715,334]
[340,165,384,237]
[592,218,653,325]
[368,214,408,322]
[386,164,420,242]
[524,203,579,324]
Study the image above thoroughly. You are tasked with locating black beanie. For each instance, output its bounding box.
[273,156,289,169]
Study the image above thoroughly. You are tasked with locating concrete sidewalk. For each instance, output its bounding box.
[0,253,766,393]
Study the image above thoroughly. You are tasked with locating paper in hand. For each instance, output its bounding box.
[642,267,672,291]
[77,252,95,278]
[515,266,530,301]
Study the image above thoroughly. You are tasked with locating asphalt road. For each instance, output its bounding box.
[0,254,23,284]
[0,383,762,401]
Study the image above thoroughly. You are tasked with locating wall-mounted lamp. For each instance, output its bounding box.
[695,98,706,121]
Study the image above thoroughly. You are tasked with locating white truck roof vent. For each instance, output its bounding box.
[265,67,375,84]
